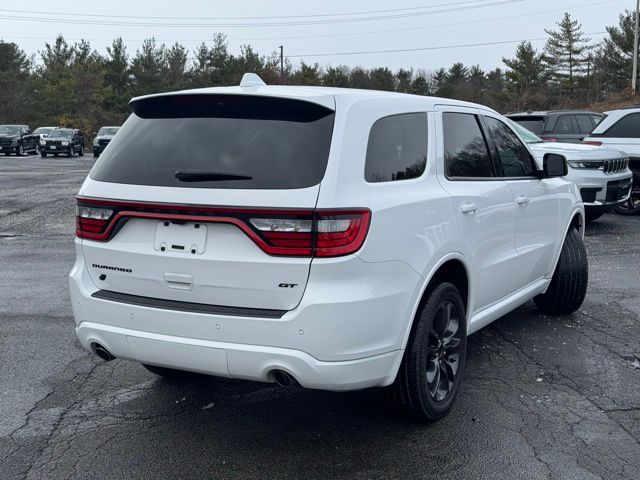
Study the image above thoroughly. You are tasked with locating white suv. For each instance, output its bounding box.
[583,107,640,214]
[70,74,588,420]
[507,119,632,222]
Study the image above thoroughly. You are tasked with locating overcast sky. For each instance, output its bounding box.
[0,0,632,72]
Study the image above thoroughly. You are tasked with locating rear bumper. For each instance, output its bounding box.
[75,321,402,391]
[0,145,18,153]
[69,240,419,391]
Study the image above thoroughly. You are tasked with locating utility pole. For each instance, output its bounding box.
[279,45,284,78]
[633,0,639,93]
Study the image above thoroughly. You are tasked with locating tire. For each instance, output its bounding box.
[17,143,24,156]
[383,282,467,420]
[143,364,196,381]
[534,227,588,315]
[93,151,99,158]
[40,152,46,158]
[614,171,640,215]
[53,153,58,157]
[78,144,84,156]
[67,147,72,157]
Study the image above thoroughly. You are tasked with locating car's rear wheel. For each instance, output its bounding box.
[17,143,24,156]
[40,152,46,158]
[534,227,588,315]
[78,144,84,156]
[143,364,197,381]
[383,282,467,420]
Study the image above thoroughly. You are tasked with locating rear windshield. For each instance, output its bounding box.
[90,95,335,189]
[508,117,545,135]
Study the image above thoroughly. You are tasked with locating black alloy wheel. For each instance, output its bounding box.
[383,282,467,420]
[426,300,463,403]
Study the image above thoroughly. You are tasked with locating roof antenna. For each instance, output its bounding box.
[240,73,267,88]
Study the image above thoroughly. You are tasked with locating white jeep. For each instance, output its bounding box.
[70,74,588,420]
[508,119,632,222]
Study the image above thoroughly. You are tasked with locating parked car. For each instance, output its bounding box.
[33,126,59,141]
[583,107,640,214]
[506,110,603,144]
[92,126,120,157]
[70,74,588,421]
[41,128,85,157]
[0,124,39,156]
[507,119,632,222]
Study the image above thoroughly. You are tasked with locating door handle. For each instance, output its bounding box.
[516,196,530,205]
[460,202,478,214]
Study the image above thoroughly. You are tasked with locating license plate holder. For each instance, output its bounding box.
[50,145,56,150]
[154,221,207,254]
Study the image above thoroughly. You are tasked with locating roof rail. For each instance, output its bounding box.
[240,73,267,88]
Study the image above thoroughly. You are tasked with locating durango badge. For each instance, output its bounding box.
[92,263,133,273]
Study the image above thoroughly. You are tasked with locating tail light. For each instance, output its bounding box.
[75,197,370,258]
[541,137,558,142]
[582,140,603,146]
[76,205,113,234]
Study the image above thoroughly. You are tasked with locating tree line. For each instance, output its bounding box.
[0,9,638,135]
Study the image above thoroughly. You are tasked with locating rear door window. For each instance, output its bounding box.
[443,112,495,178]
[483,117,536,177]
[576,115,595,134]
[553,115,576,134]
[603,113,640,138]
[90,95,335,189]
[364,113,428,183]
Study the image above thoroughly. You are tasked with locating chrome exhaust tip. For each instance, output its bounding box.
[272,369,297,387]
[91,343,115,362]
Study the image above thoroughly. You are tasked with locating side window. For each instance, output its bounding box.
[484,117,537,177]
[364,113,428,183]
[604,113,640,138]
[576,115,595,134]
[591,114,603,126]
[554,115,576,134]
[443,112,494,178]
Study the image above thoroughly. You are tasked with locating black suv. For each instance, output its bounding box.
[506,110,603,144]
[41,129,85,157]
[92,126,120,157]
[0,125,39,156]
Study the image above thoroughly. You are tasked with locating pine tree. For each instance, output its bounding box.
[0,41,31,123]
[503,42,548,110]
[544,12,591,94]
[593,10,638,91]
[323,66,350,87]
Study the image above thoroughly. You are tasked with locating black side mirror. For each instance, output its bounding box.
[542,153,567,178]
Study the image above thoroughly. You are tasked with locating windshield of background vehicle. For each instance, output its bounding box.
[49,130,74,139]
[0,126,20,135]
[98,127,119,136]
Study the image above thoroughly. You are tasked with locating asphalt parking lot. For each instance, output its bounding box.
[1,155,639,479]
